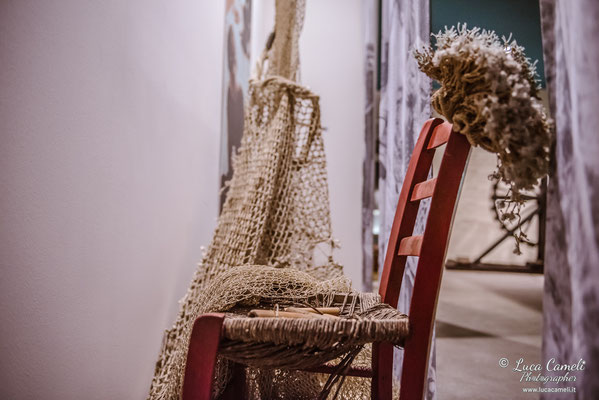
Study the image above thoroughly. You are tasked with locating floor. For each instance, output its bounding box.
[435,269,544,400]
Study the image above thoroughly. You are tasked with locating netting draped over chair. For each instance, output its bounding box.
[148,1,387,398]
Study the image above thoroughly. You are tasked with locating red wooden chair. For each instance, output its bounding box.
[182,118,470,399]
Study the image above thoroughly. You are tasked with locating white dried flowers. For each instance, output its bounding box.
[415,25,553,253]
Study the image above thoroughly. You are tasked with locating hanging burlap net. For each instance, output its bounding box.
[148,1,404,398]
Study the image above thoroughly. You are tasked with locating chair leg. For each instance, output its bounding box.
[371,342,394,400]
[182,313,225,400]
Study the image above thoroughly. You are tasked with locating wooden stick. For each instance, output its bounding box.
[248,309,338,319]
[248,310,315,319]
[285,307,341,316]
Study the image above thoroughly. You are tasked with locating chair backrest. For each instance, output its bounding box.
[378,118,470,399]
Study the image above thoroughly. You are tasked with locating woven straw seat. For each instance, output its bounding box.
[219,294,409,370]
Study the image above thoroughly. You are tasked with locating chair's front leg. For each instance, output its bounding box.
[182,313,225,400]
[372,342,394,400]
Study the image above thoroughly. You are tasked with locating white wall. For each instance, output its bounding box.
[1,0,365,398]
[0,1,224,399]
[251,0,366,289]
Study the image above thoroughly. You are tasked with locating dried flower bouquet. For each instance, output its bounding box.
[415,25,552,252]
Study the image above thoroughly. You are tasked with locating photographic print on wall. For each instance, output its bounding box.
[219,0,252,210]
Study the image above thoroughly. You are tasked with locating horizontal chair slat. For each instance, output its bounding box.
[427,123,451,149]
[398,235,423,257]
[411,178,437,201]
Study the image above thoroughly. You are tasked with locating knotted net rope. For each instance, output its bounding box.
[148,1,381,398]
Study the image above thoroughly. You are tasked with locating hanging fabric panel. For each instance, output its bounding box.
[539,0,599,398]
[377,0,435,398]
[361,0,378,293]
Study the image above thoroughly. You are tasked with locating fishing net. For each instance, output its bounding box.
[147,1,400,398]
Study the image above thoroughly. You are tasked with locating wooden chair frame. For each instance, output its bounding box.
[182,118,470,400]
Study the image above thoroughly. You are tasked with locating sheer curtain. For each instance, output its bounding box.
[377,0,435,398]
[540,0,599,398]
[361,0,378,293]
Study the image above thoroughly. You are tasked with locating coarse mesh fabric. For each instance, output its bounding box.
[147,1,382,398]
